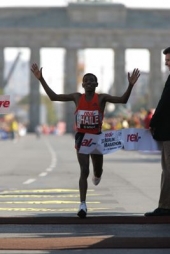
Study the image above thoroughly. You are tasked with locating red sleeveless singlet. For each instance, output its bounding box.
[74,93,103,134]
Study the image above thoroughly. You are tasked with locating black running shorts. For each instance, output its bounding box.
[75,132,85,151]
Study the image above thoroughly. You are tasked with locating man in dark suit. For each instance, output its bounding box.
[145,47,170,216]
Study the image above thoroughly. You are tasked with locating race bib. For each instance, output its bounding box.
[76,110,99,129]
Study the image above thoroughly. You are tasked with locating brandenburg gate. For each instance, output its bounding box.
[0,0,169,132]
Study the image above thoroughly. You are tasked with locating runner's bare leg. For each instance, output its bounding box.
[77,152,90,202]
[91,154,103,178]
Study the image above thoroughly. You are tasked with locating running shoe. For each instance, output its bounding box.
[77,202,87,218]
[92,175,101,186]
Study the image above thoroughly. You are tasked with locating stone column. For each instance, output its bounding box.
[113,48,126,95]
[149,48,163,108]
[63,48,78,133]
[0,48,4,93]
[28,48,40,132]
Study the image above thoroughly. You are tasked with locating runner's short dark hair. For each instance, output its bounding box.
[83,73,97,82]
[163,47,170,55]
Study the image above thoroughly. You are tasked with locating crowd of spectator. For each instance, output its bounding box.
[0,108,155,140]
[0,114,27,141]
[102,108,155,131]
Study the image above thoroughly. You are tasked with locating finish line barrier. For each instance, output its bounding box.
[79,128,161,154]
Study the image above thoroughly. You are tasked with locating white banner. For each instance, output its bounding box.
[0,95,11,114]
[79,128,161,154]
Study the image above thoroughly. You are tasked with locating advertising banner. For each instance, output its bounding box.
[0,95,11,114]
[79,128,161,154]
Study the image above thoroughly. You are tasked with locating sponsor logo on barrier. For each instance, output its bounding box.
[0,100,10,107]
[0,95,10,114]
[81,138,96,147]
[105,132,113,137]
[127,133,141,142]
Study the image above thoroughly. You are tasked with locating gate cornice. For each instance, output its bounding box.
[0,28,169,49]
[0,4,170,49]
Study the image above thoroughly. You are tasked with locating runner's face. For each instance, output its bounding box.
[82,75,98,91]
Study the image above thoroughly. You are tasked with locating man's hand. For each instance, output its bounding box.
[128,68,140,86]
[31,63,43,80]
